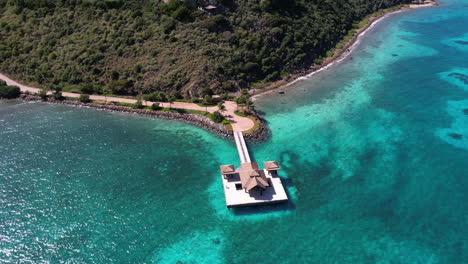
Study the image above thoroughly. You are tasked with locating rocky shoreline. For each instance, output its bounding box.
[244,112,270,142]
[18,94,270,141]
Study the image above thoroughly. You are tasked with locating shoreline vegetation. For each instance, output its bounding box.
[0,0,421,97]
[18,93,270,141]
[251,0,439,98]
[0,76,269,140]
[0,1,437,140]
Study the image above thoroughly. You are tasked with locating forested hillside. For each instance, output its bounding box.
[0,0,410,98]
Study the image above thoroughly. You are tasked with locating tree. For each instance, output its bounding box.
[38,89,48,101]
[235,95,247,105]
[0,85,21,99]
[144,92,167,102]
[80,83,95,94]
[51,85,64,100]
[107,80,133,95]
[79,94,91,103]
[151,102,160,110]
[203,95,214,105]
[219,93,229,100]
[172,6,191,21]
[134,99,144,109]
[246,99,254,112]
[201,87,213,97]
[241,88,249,96]
[212,111,224,123]
[217,102,225,111]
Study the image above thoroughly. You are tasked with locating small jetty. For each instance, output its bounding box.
[219,131,288,208]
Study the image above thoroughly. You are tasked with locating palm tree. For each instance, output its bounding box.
[246,99,254,112]
[218,102,225,111]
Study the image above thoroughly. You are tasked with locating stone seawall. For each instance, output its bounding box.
[20,95,232,138]
[243,112,270,141]
[18,95,270,141]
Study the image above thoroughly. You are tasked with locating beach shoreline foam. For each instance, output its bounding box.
[251,1,438,99]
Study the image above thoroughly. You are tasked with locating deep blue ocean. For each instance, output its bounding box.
[1,1,467,263]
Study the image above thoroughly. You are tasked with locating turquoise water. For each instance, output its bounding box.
[1,1,468,263]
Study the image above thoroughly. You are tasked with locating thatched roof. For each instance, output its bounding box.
[239,162,269,192]
[264,161,280,171]
[220,165,236,175]
[244,175,269,192]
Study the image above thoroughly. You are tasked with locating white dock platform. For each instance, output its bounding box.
[220,131,288,208]
[221,169,288,208]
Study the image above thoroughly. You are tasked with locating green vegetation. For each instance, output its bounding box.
[212,111,224,123]
[116,102,135,107]
[333,4,407,51]
[234,111,248,117]
[151,102,160,110]
[133,99,144,109]
[0,0,410,97]
[202,95,215,106]
[79,94,91,103]
[243,116,261,135]
[0,80,20,98]
[104,99,229,123]
[50,85,64,100]
[37,89,48,101]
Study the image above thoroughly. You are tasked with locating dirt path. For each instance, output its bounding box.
[0,73,254,132]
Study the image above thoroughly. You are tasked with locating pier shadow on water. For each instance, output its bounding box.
[229,197,296,216]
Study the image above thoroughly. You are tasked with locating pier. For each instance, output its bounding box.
[233,131,250,163]
[219,132,288,208]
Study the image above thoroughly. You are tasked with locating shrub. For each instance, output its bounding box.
[219,93,229,100]
[172,6,191,21]
[201,87,213,97]
[212,111,224,123]
[143,92,167,102]
[0,85,21,99]
[243,62,259,73]
[52,92,65,101]
[265,71,280,82]
[212,15,228,26]
[79,94,91,103]
[80,83,95,94]
[203,95,215,105]
[38,89,48,101]
[134,99,144,109]
[151,102,160,110]
[217,102,225,111]
[107,79,134,95]
[235,95,248,105]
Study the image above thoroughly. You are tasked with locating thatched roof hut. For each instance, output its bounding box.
[239,162,269,192]
[220,165,236,176]
[264,161,280,171]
